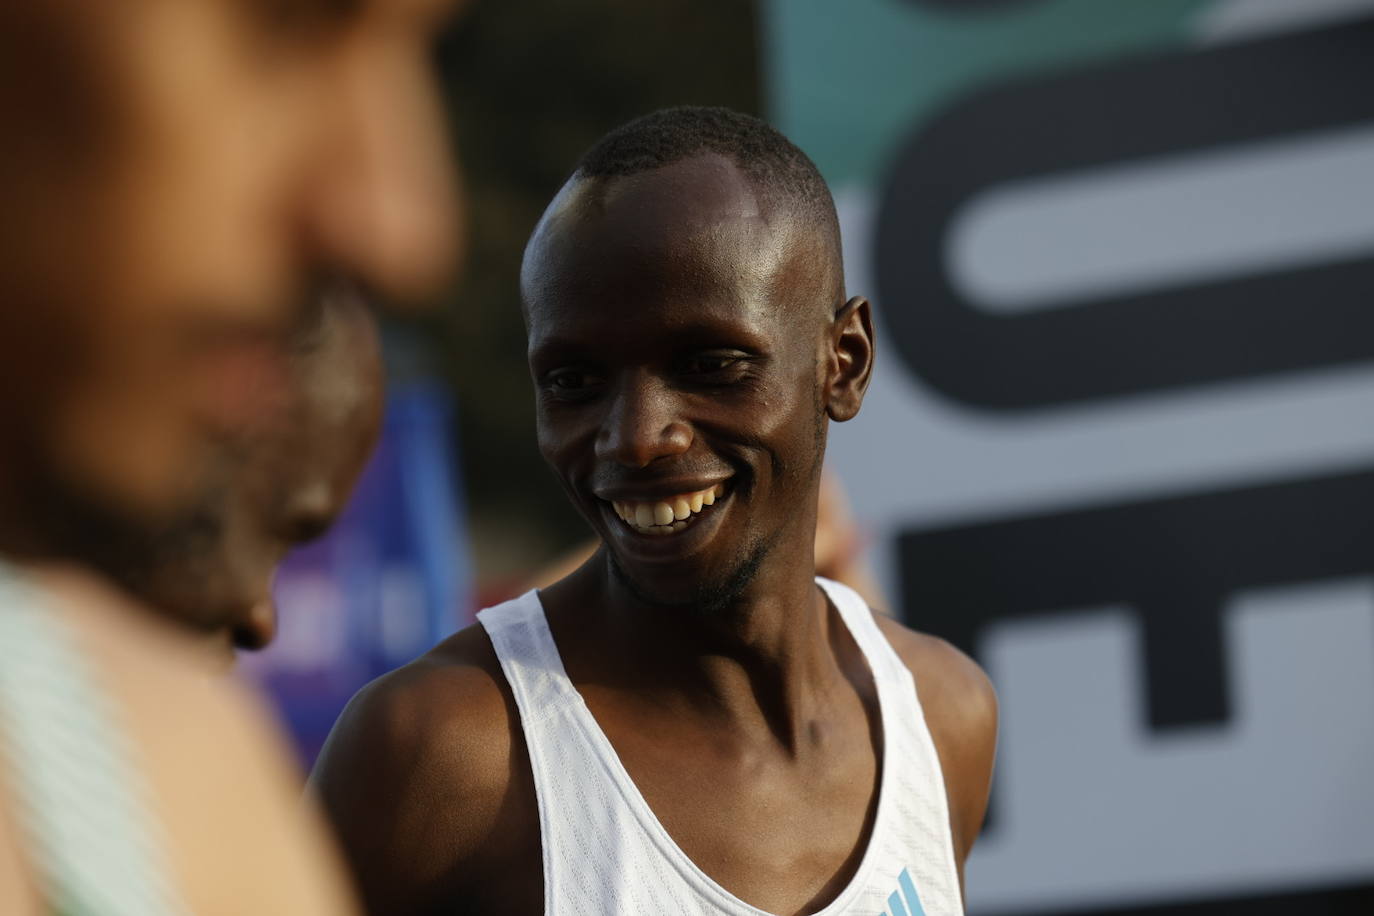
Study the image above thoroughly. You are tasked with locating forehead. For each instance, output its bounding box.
[523,154,821,348]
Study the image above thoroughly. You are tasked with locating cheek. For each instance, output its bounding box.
[536,421,578,486]
[735,369,822,449]
[535,407,584,468]
[535,413,558,463]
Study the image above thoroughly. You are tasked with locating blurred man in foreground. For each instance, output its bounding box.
[316,107,995,916]
[0,1,461,913]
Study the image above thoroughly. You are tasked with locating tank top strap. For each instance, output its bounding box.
[816,577,908,686]
[478,590,610,916]
[817,577,966,915]
[0,562,187,916]
[477,590,584,724]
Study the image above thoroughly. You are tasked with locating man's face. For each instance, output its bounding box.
[124,291,385,656]
[0,0,458,534]
[524,154,839,609]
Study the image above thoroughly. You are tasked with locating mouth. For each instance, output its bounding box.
[606,482,729,537]
[188,332,290,432]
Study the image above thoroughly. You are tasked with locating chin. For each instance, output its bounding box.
[609,538,769,616]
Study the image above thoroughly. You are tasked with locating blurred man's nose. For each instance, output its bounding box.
[303,51,462,308]
[595,378,692,469]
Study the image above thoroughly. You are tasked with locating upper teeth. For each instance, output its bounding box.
[611,484,725,535]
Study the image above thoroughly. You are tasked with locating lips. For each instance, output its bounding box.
[608,483,727,535]
[186,328,290,432]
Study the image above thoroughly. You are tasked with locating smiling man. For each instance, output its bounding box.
[314,107,997,916]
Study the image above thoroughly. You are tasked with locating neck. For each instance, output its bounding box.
[566,546,856,752]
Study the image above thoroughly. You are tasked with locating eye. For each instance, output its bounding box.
[542,367,604,399]
[550,370,588,389]
[683,355,737,374]
[677,351,753,382]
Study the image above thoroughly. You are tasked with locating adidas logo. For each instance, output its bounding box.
[877,867,927,916]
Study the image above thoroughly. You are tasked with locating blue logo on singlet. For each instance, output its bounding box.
[877,868,926,916]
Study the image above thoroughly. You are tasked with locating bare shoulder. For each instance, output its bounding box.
[873,614,998,739]
[873,612,998,863]
[312,622,539,915]
[34,570,360,915]
[146,677,360,916]
[316,622,517,797]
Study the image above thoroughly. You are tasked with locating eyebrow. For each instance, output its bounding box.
[527,336,592,369]
[527,320,771,362]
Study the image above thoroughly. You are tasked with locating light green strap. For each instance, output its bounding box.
[0,566,187,916]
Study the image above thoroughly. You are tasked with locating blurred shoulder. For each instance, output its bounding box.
[33,563,292,751]
[28,566,360,915]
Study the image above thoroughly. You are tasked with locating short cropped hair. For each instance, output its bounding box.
[574,106,840,251]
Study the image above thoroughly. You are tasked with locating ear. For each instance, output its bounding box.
[824,296,875,423]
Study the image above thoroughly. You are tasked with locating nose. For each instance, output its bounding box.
[596,377,692,468]
[303,49,462,308]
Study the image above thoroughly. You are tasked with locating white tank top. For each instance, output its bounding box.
[478,576,965,916]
